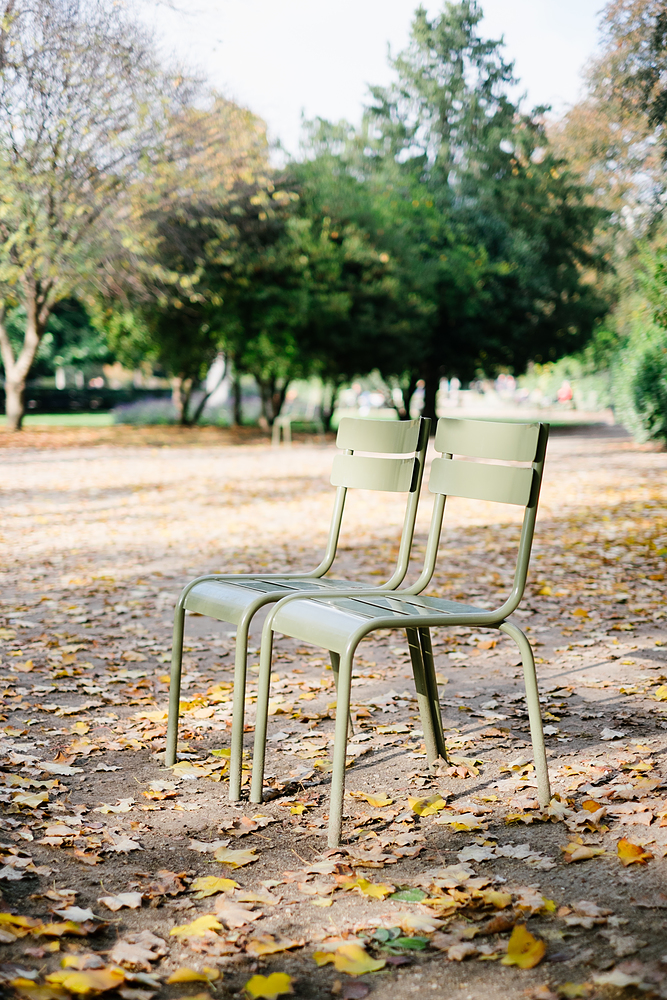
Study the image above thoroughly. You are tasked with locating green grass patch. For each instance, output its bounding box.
[0,412,114,427]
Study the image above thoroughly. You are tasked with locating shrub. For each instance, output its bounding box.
[613,316,667,443]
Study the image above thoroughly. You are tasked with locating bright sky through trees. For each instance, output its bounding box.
[141,0,603,155]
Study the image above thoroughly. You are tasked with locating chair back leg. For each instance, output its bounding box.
[165,606,186,767]
[418,627,448,762]
[250,625,275,803]
[407,628,443,765]
[229,621,251,801]
[499,620,551,806]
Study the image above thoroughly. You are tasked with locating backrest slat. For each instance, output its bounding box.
[428,457,535,506]
[331,454,418,493]
[336,417,422,454]
[435,417,540,462]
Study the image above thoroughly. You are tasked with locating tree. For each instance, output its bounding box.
[0,0,192,430]
[292,3,607,421]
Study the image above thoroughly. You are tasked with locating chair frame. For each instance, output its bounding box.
[165,416,431,799]
[249,417,551,846]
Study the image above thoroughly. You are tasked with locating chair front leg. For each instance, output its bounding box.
[165,604,186,767]
[330,651,354,739]
[418,627,448,762]
[328,648,355,848]
[250,625,274,804]
[499,620,550,807]
[229,619,250,802]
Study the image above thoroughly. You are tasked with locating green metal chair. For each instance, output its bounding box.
[165,416,431,799]
[250,416,551,847]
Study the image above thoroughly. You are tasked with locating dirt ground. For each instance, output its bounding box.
[1,422,667,1000]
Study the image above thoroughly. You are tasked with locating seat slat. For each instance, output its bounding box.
[435,417,540,462]
[331,454,418,492]
[429,457,535,506]
[336,416,422,454]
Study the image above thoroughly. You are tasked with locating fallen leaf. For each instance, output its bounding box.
[561,843,605,863]
[244,972,293,999]
[617,838,653,866]
[98,893,143,912]
[341,877,395,900]
[170,915,222,939]
[246,935,303,956]
[409,794,448,817]
[213,846,258,868]
[46,968,125,993]
[190,876,239,898]
[166,968,219,984]
[349,791,394,807]
[213,899,262,928]
[314,943,386,975]
[500,924,546,969]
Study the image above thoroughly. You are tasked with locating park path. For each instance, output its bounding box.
[0,423,667,1000]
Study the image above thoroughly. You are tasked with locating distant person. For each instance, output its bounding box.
[557,380,573,405]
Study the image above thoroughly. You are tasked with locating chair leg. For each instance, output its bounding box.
[499,620,551,807]
[228,620,250,802]
[418,627,448,762]
[330,651,354,739]
[406,628,442,765]
[165,604,186,767]
[328,649,354,848]
[250,626,274,804]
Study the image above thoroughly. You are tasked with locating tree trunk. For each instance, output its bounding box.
[232,372,242,426]
[400,374,419,419]
[171,377,185,424]
[4,378,25,431]
[0,285,50,431]
[422,370,440,424]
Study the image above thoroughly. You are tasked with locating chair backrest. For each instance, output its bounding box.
[430,417,542,507]
[331,417,424,493]
[404,417,548,619]
[314,416,430,588]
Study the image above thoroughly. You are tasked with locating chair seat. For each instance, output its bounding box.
[183,576,383,625]
[271,592,486,653]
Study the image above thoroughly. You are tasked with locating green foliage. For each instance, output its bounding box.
[613,302,667,442]
[0,300,111,380]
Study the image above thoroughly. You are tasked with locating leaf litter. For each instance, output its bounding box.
[1,426,667,997]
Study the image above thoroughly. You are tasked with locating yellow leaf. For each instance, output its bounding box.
[213,847,258,868]
[342,877,394,900]
[290,803,305,815]
[246,934,303,956]
[244,972,294,999]
[313,943,385,975]
[396,912,444,933]
[190,876,239,898]
[617,838,653,866]
[572,608,589,618]
[167,969,219,984]
[70,722,89,735]
[170,915,222,938]
[409,793,448,816]
[538,585,552,596]
[46,968,125,994]
[434,811,483,831]
[500,925,546,969]
[311,896,333,907]
[350,791,394,807]
[480,890,513,909]
[654,685,667,701]
[561,843,605,863]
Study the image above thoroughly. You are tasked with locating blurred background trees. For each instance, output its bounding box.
[3,0,667,439]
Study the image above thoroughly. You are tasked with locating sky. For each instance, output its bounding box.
[140,0,605,156]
